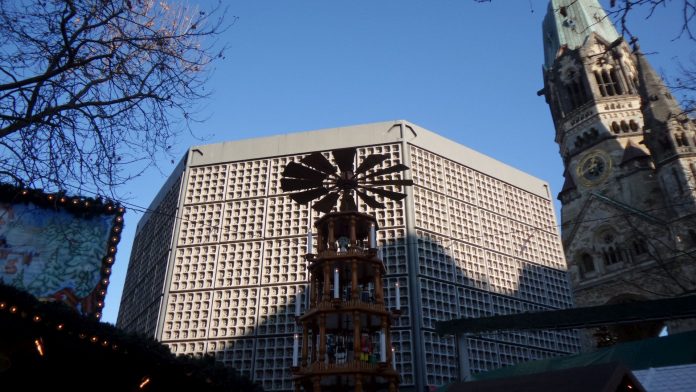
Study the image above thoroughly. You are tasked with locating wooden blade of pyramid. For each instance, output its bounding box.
[312,191,341,213]
[363,179,414,187]
[361,186,407,201]
[355,189,386,209]
[340,192,358,212]
[354,154,389,176]
[281,178,325,192]
[332,148,356,173]
[360,163,409,180]
[301,152,337,175]
[289,187,329,204]
[283,161,327,181]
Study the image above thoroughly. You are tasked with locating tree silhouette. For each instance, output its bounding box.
[0,0,230,194]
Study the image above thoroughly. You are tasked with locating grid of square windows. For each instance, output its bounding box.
[423,332,459,386]
[265,196,310,238]
[416,230,456,282]
[210,338,256,377]
[419,277,459,329]
[449,241,488,290]
[166,341,207,357]
[162,291,211,341]
[216,241,263,288]
[179,203,223,245]
[448,198,482,246]
[411,146,445,193]
[485,251,519,297]
[414,186,450,236]
[171,245,217,290]
[443,159,478,205]
[208,288,258,338]
[254,336,295,391]
[185,165,228,204]
[379,233,408,275]
[392,330,415,386]
[227,160,269,199]
[257,284,304,335]
[221,199,265,242]
[262,238,308,285]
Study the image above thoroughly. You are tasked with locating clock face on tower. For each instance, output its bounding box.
[576,150,612,187]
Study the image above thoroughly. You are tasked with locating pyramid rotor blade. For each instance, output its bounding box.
[355,189,386,209]
[289,187,329,204]
[361,186,407,201]
[301,152,337,175]
[281,178,325,192]
[332,148,356,173]
[363,179,414,187]
[340,192,358,212]
[355,154,389,176]
[361,163,409,180]
[312,191,341,213]
[283,162,327,181]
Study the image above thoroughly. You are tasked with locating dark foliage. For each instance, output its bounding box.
[0,283,263,392]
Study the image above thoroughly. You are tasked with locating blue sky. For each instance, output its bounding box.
[101,0,694,323]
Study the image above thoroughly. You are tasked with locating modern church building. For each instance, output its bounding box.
[117,121,579,391]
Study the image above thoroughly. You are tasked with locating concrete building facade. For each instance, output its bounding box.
[541,0,696,336]
[117,121,579,391]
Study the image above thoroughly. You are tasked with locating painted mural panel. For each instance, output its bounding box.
[0,185,123,318]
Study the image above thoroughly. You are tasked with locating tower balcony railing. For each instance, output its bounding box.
[294,359,395,375]
[304,298,389,315]
[312,246,377,259]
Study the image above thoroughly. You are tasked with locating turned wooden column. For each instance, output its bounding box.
[351,261,359,301]
[353,311,361,357]
[355,375,363,392]
[311,326,317,363]
[328,219,336,250]
[374,266,383,305]
[316,226,323,252]
[323,264,330,300]
[349,216,357,245]
[319,314,327,363]
[301,323,309,367]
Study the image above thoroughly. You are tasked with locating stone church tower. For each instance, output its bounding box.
[540,0,696,339]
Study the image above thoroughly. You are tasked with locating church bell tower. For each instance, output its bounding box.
[540,0,696,343]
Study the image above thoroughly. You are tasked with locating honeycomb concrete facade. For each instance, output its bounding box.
[117,121,579,391]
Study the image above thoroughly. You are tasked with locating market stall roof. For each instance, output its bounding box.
[435,295,696,335]
[441,362,645,392]
[472,329,696,382]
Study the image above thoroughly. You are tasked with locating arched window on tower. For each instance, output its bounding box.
[579,253,596,276]
[566,79,588,110]
[633,240,648,256]
[597,230,630,267]
[594,68,623,97]
[629,120,639,131]
[612,122,621,134]
[620,121,629,132]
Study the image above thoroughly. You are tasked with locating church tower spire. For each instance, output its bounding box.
[542,0,620,68]
[633,41,696,216]
[540,0,696,346]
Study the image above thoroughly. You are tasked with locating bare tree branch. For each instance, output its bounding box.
[0,0,232,195]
